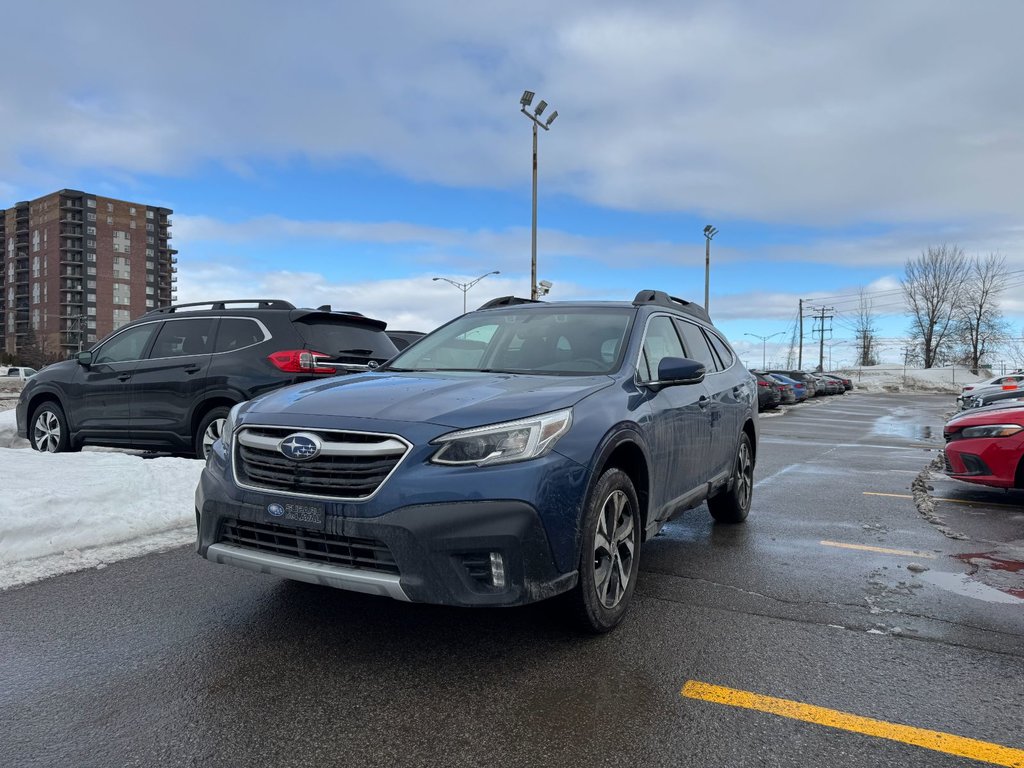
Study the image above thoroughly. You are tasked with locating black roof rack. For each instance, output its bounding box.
[477,296,543,310]
[144,299,296,316]
[632,290,711,323]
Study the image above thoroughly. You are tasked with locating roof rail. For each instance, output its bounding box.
[477,296,543,310]
[632,290,711,322]
[145,299,296,315]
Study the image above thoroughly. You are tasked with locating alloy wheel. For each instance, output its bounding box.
[33,411,62,452]
[735,439,753,509]
[593,489,636,609]
[202,418,226,458]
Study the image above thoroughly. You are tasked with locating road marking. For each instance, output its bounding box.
[863,492,1024,510]
[681,681,1024,767]
[819,540,935,559]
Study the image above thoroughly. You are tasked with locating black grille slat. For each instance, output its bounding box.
[235,427,408,499]
[220,519,399,574]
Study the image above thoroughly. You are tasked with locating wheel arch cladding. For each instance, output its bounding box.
[743,419,757,464]
[191,397,238,433]
[601,441,650,534]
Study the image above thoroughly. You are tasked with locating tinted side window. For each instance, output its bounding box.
[93,324,158,364]
[705,330,734,369]
[674,319,719,372]
[215,318,267,352]
[150,317,216,358]
[640,316,686,381]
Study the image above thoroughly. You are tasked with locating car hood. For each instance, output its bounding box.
[242,370,617,429]
[946,403,1024,428]
[23,359,77,383]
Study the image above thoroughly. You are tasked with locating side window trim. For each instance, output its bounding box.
[211,316,273,355]
[145,316,220,360]
[91,320,162,365]
[634,312,687,385]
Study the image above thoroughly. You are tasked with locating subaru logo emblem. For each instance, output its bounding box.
[278,432,323,461]
[267,503,285,517]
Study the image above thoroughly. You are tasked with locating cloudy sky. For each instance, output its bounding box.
[3,0,1023,367]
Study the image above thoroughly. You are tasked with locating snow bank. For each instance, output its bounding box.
[839,365,988,394]
[0,410,204,589]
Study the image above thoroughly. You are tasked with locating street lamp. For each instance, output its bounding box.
[744,331,783,369]
[432,271,501,314]
[520,89,558,301]
[703,224,718,314]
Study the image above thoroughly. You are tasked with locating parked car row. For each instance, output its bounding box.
[957,372,1024,410]
[750,369,852,412]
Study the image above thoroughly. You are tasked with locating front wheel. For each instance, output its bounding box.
[570,468,641,634]
[708,432,754,523]
[30,402,72,453]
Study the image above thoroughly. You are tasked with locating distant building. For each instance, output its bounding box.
[0,189,176,358]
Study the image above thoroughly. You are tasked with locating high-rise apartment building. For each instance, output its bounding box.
[1,189,176,359]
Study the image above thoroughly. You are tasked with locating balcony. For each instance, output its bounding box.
[60,198,84,210]
[61,242,83,251]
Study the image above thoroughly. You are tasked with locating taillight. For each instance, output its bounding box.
[267,349,336,375]
[757,380,770,387]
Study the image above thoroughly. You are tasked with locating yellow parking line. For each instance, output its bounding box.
[819,540,935,559]
[681,681,1024,767]
[862,492,1023,510]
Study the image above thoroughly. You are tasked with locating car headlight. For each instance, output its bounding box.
[221,402,246,450]
[961,424,1023,438]
[430,408,573,466]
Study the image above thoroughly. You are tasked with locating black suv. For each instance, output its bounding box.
[16,299,399,458]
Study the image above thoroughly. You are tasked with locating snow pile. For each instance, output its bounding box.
[0,409,204,590]
[838,365,988,394]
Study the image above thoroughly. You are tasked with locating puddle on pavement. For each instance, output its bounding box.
[954,552,1024,599]
[918,567,1024,604]
[871,418,936,440]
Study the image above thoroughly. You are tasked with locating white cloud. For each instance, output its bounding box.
[2,1,1024,226]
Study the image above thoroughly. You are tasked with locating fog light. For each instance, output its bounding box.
[490,552,506,589]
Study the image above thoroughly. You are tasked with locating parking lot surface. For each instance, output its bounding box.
[1,392,1022,767]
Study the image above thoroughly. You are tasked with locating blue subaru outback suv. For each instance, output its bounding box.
[196,290,757,632]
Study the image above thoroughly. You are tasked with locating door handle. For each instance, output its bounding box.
[117,373,132,382]
[183,364,202,374]
[698,395,710,409]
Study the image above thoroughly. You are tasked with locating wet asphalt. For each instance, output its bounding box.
[1,392,1022,767]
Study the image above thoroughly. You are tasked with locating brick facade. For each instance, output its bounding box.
[1,189,176,359]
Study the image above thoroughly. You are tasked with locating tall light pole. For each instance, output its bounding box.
[520,90,558,300]
[703,224,718,314]
[432,271,501,314]
[744,331,783,369]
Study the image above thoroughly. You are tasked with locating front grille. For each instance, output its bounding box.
[219,518,399,574]
[234,426,410,500]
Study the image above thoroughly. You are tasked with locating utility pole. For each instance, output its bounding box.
[807,305,835,372]
[798,299,804,369]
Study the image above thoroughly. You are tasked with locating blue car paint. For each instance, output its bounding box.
[196,301,758,607]
[769,373,807,401]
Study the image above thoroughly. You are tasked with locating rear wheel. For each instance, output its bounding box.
[570,468,641,633]
[194,406,231,460]
[708,432,753,523]
[30,401,72,453]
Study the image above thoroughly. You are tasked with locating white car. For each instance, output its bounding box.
[2,366,38,381]
[958,373,1024,403]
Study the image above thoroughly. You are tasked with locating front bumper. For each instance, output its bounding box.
[196,465,579,607]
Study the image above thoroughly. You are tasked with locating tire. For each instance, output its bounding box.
[194,406,231,460]
[570,468,642,634]
[708,432,754,524]
[30,401,72,453]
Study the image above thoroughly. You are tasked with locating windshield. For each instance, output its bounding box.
[386,306,634,375]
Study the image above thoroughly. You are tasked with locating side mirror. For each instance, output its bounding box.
[650,357,705,390]
[76,351,93,366]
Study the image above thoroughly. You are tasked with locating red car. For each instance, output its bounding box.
[943,404,1024,489]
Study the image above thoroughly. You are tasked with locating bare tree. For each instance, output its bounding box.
[853,288,879,366]
[954,254,1010,374]
[901,244,970,368]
